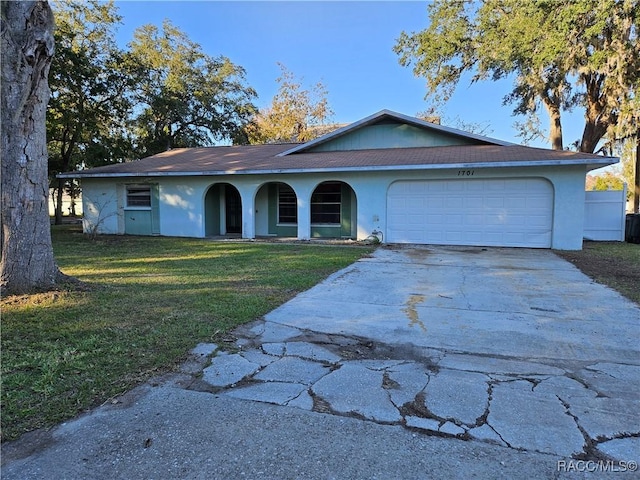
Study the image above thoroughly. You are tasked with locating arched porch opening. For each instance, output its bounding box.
[254,181,298,238]
[310,181,357,239]
[204,183,242,236]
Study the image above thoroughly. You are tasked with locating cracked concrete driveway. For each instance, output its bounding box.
[205,246,640,461]
[3,245,639,479]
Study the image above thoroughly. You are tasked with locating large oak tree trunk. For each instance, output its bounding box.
[543,99,564,151]
[1,1,65,294]
[579,74,610,154]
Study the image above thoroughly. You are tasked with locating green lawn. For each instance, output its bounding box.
[556,241,640,305]
[1,226,373,441]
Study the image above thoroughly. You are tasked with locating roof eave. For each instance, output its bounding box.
[586,158,619,172]
[58,157,617,179]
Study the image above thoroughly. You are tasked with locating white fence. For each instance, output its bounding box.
[584,186,627,241]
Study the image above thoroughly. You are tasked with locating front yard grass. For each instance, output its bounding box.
[555,241,640,305]
[1,226,373,442]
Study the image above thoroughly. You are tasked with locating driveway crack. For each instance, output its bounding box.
[399,391,438,421]
[485,422,513,449]
[563,372,609,398]
[594,431,640,443]
[472,381,494,428]
[473,381,514,448]
[308,389,336,415]
[556,395,606,461]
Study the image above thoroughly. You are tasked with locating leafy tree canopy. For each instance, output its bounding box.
[395,0,639,153]
[48,0,136,222]
[587,171,625,192]
[598,138,638,201]
[245,63,335,144]
[47,3,260,219]
[129,20,257,156]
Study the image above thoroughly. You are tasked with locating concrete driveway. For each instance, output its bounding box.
[3,245,639,479]
[211,246,639,461]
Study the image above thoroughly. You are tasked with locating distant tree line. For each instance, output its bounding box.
[47,0,257,223]
[47,1,337,223]
[395,0,638,210]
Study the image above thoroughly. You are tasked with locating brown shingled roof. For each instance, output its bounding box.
[60,143,615,178]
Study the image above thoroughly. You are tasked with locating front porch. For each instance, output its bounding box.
[208,180,358,241]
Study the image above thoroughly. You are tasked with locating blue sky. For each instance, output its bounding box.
[112,1,585,150]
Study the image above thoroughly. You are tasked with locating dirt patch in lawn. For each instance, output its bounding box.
[555,241,640,305]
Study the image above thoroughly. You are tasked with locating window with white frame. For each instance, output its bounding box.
[278,184,297,224]
[311,182,341,225]
[126,185,152,207]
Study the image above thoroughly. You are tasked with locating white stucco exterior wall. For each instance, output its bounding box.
[81,179,121,235]
[159,178,204,237]
[80,164,588,249]
[543,166,588,250]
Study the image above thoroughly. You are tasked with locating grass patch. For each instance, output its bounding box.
[1,226,373,441]
[555,241,640,304]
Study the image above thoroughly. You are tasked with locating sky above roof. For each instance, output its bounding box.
[112,1,586,152]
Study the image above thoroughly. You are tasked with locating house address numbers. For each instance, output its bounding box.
[457,169,475,176]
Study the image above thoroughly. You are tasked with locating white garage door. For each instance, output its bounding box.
[387,178,553,247]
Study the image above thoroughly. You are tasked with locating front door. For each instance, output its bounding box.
[225,187,242,234]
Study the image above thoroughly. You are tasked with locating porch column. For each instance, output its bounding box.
[242,206,255,239]
[295,184,313,240]
[238,185,256,239]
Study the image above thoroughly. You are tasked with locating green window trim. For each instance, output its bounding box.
[124,183,160,236]
[126,184,152,208]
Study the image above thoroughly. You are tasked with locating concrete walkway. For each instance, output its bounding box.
[3,246,639,479]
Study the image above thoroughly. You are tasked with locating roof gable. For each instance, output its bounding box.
[58,110,618,179]
[279,110,512,156]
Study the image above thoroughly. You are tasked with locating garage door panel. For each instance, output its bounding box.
[488,180,510,190]
[529,215,550,226]
[485,197,505,208]
[485,232,505,243]
[445,182,466,192]
[445,232,463,242]
[446,196,464,208]
[466,215,483,226]
[425,213,442,224]
[508,215,526,226]
[465,230,484,242]
[406,204,424,215]
[527,199,551,210]
[444,214,463,225]
[387,178,553,248]
[484,214,506,226]
[388,198,405,211]
[503,231,522,241]
[464,195,484,208]
[510,196,528,208]
[466,182,485,192]
[408,214,423,225]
